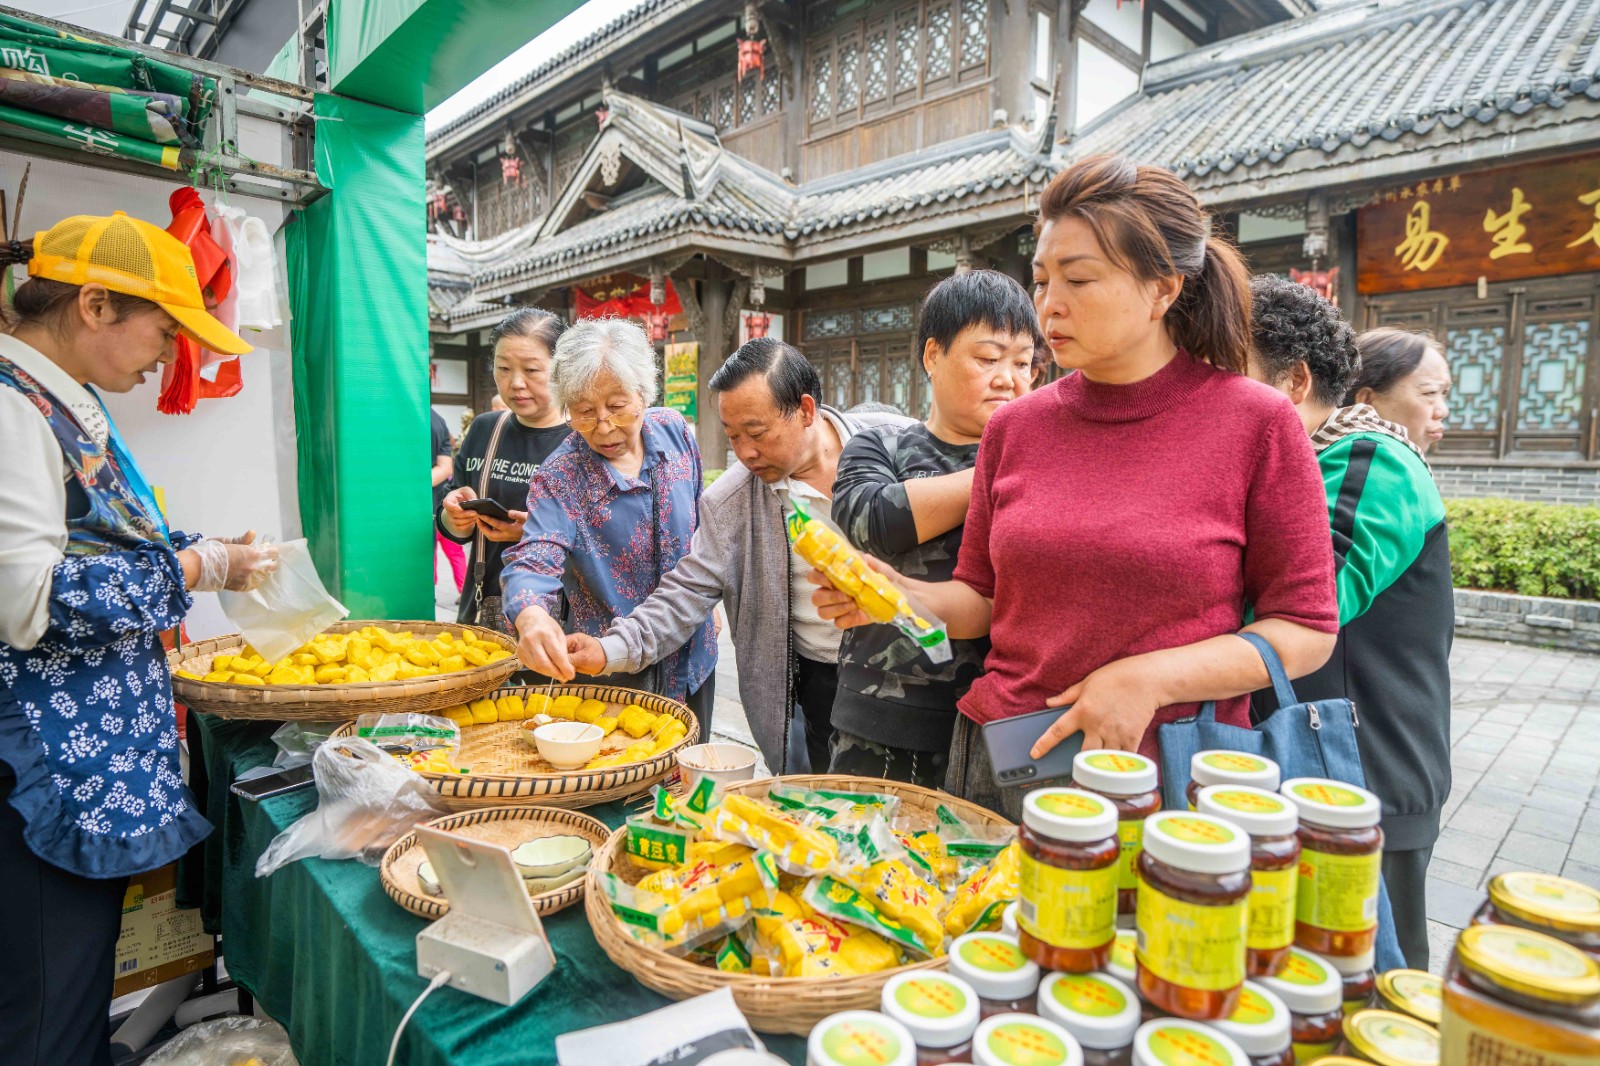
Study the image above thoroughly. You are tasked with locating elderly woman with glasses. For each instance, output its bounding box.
[500,318,718,730]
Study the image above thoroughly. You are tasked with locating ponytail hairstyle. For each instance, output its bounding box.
[1034,154,1252,374]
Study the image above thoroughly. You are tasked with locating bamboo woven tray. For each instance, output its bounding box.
[168,621,519,721]
[380,805,611,920]
[584,774,1015,1036]
[331,683,699,812]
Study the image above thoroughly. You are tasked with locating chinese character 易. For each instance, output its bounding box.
[1396,201,1450,272]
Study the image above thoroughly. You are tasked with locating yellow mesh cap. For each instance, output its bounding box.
[29,211,252,356]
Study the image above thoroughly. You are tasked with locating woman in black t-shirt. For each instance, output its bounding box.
[438,308,571,627]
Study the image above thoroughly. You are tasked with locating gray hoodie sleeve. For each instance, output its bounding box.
[598,492,738,673]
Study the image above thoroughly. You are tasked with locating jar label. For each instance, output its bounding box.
[1019,849,1117,950]
[1442,998,1598,1066]
[1084,751,1148,774]
[1135,881,1248,992]
[894,976,967,1019]
[1247,865,1297,951]
[1296,848,1380,933]
[984,1021,1071,1066]
[1144,1025,1240,1065]
[1048,973,1128,1018]
[1202,752,1270,774]
[1036,792,1108,819]
[1230,985,1276,1025]
[957,935,1027,973]
[1117,820,1144,892]
[1289,781,1366,808]
[1210,789,1290,816]
[819,1020,905,1065]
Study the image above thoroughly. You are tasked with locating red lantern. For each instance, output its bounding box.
[596,107,610,127]
[744,312,771,339]
[648,310,671,343]
[1290,267,1340,305]
[738,39,766,81]
[500,154,522,186]
[451,204,466,223]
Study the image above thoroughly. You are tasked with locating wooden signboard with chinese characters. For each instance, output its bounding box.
[663,342,698,422]
[1358,152,1600,294]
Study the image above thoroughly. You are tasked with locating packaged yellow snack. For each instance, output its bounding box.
[847,859,947,953]
[942,839,1020,938]
[804,874,942,958]
[624,813,694,870]
[771,913,901,977]
[786,497,950,664]
[709,794,839,876]
[601,845,779,955]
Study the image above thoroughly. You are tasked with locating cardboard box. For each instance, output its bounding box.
[113,864,214,998]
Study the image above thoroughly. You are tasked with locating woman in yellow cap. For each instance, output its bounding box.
[0,212,276,1066]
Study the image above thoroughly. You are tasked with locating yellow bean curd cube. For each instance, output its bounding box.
[393,663,429,680]
[621,741,656,762]
[485,649,513,664]
[201,670,232,682]
[311,639,347,664]
[595,716,618,736]
[368,662,400,683]
[585,753,629,770]
[212,654,235,673]
[461,646,489,667]
[526,693,554,717]
[313,664,347,684]
[435,631,454,645]
[438,654,466,674]
[291,652,318,666]
[230,672,265,685]
[345,665,371,684]
[173,670,203,681]
[574,699,606,724]
[248,658,275,678]
[497,694,526,721]
[550,695,582,720]
[346,637,373,663]
[368,629,403,653]
[618,706,655,739]
[466,698,498,725]
[403,646,438,668]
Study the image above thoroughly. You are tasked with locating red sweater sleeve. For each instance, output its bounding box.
[1245,403,1340,633]
[953,412,1002,600]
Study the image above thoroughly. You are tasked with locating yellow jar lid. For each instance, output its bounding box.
[1373,969,1441,1025]
[1456,923,1600,1006]
[1488,872,1600,935]
[1302,1059,1367,1065]
[1340,1010,1438,1066]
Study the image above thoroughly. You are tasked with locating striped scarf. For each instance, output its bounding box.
[1309,403,1427,465]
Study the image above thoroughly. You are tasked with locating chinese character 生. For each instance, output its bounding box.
[1484,186,1533,259]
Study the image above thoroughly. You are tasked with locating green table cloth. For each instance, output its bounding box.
[183,713,807,1066]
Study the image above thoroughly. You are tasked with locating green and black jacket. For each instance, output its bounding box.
[1293,409,1453,851]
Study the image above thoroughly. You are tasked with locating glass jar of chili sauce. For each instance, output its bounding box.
[1017,789,1120,973]
[1196,786,1300,979]
[1186,752,1281,812]
[1255,946,1344,1061]
[1071,750,1162,921]
[1441,924,1600,1065]
[1279,780,1382,963]
[1326,951,1377,1017]
[1473,872,1600,961]
[1134,811,1252,1021]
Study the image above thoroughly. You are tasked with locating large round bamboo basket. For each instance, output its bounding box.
[330,683,698,811]
[584,774,1016,1036]
[380,805,611,920]
[168,621,519,721]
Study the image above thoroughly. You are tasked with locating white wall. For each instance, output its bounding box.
[1,113,302,638]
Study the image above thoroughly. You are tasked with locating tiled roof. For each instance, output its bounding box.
[1070,0,1600,183]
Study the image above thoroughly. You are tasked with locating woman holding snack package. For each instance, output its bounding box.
[0,213,277,1065]
[810,156,1339,820]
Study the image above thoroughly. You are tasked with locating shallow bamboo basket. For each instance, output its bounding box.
[330,683,698,812]
[380,805,611,920]
[169,621,518,721]
[584,774,1016,1036]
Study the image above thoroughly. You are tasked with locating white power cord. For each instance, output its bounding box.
[387,969,452,1066]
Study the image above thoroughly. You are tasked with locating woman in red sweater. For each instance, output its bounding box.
[812,155,1339,815]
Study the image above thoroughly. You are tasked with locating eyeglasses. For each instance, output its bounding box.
[569,402,642,433]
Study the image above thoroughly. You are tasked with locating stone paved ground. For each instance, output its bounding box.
[706,630,1600,975]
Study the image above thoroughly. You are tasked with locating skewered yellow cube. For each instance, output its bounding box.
[468,698,499,725]
[497,694,526,721]
[574,699,606,724]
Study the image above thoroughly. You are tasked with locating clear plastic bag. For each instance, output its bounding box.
[145,1015,296,1066]
[254,737,447,877]
[219,537,347,663]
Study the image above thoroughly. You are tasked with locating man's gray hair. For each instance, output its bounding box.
[551,318,660,409]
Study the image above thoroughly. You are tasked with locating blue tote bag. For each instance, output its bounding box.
[1157,631,1406,973]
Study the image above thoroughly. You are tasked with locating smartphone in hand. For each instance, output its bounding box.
[981,707,1086,788]
[459,497,513,522]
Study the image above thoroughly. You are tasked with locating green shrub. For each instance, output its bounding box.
[704,468,725,487]
[1445,497,1600,600]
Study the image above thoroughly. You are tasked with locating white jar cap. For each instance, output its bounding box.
[1023,788,1118,842]
[1102,928,1138,985]
[1325,947,1377,975]
[1255,947,1343,1015]
[1001,901,1018,937]
[1132,1019,1248,1066]
[1280,778,1381,830]
[1208,981,1292,1057]
[881,972,980,1049]
[1038,971,1141,1051]
[1191,751,1281,791]
[973,1013,1083,1066]
[808,1011,915,1066]
[1196,785,1298,837]
[1141,811,1251,875]
[948,933,1042,1002]
[1073,749,1158,796]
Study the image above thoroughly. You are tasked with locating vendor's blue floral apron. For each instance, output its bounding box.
[0,356,211,878]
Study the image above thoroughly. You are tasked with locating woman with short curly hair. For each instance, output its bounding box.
[1248,273,1452,970]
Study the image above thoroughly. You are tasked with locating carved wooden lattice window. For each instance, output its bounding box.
[698,93,714,124]
[925,4,953,80]
[763,70,780,113]
[894,18,919,94]
[740,76,758,124]
[959,0,988,69]
[837,36,861,112]
[810,51,833,121]
[717,85,736,128]
[864,29,889,101]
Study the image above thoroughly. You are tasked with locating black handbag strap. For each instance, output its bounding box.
[1238,631,1299,712]
[471,411,513,594]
